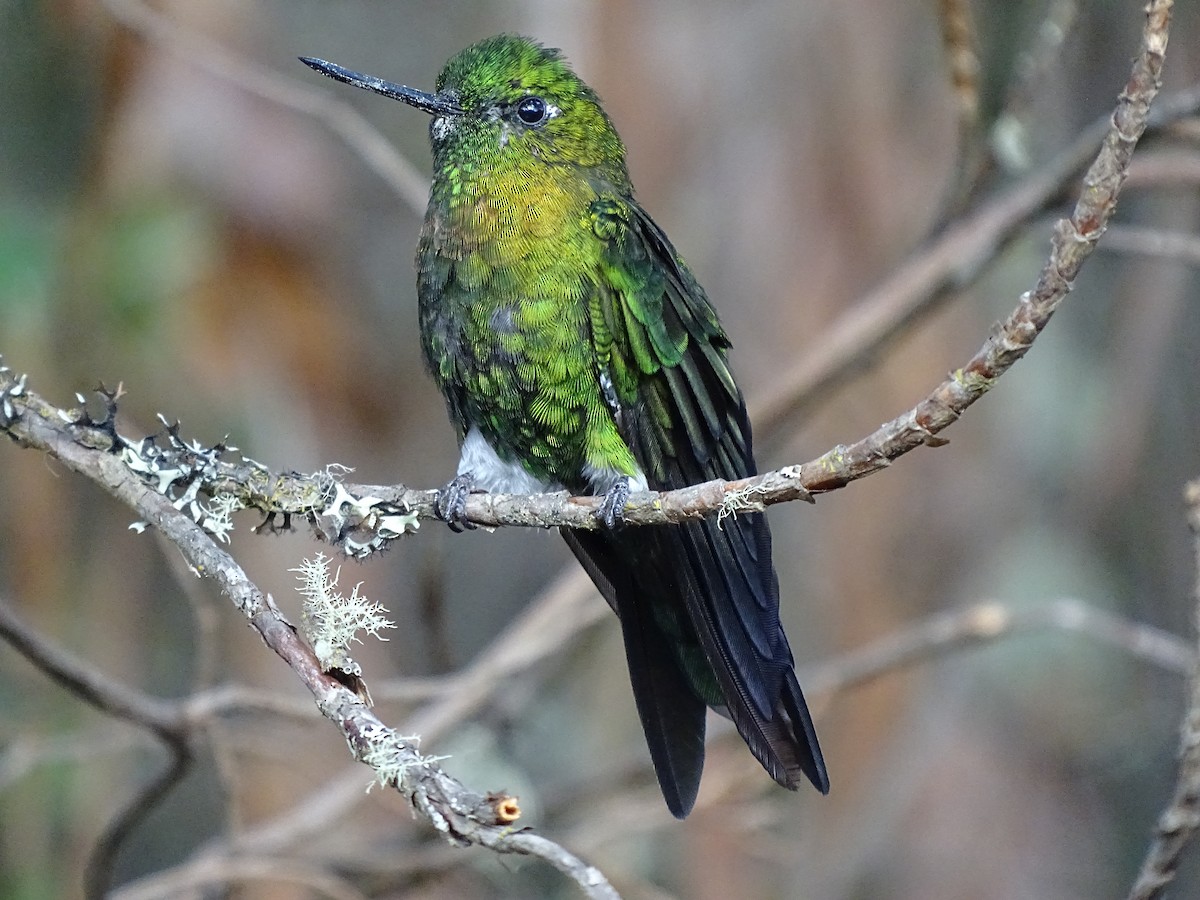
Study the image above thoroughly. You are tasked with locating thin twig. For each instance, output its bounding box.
[1128,478,1200,899]
[753,73,1200,446]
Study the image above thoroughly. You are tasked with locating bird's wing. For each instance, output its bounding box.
[581,197,828,797]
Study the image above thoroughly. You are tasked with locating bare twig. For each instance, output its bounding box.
[520,593,1199,859]
[1128,478,1200,900]
[768,0,1172,493]
[111,856,373,900]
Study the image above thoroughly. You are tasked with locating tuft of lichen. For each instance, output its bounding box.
[292,553,396,675]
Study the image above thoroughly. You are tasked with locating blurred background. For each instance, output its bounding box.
[2,0,1200,897]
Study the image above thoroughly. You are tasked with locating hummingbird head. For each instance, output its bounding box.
[302,35,630,185]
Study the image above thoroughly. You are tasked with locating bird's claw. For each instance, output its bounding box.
[596,476,631,529]
[437,472,477,532]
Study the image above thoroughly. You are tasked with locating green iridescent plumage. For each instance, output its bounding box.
[302,34,828,818]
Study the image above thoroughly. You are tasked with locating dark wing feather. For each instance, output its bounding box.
[574,198,828,801]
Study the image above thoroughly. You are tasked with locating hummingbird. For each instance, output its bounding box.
[302,34,828,818]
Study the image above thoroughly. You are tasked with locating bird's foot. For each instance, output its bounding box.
[596,476,631,530]
[437,471,477,532]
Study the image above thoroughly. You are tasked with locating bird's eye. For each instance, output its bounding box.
[516,96,549,126]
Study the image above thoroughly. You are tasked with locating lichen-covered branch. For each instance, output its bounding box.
[0,372,620,899]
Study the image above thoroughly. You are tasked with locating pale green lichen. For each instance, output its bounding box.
[292,553,396,674]
[361,732,449,793]
[717,483,770,530]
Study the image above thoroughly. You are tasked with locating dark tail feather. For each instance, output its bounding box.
[780,669,829,794]
[617,598,708,818]
[673,515,829,795]
[562,530,707,817]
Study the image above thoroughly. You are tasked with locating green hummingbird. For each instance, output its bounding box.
[302,34,828,818]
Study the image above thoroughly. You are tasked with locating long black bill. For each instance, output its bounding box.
[299,57,463,117]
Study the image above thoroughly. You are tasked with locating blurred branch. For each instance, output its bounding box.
[1003,0,1081,121]
[1128,478,1200,900]
[804,597,1196,699]
[936,0,981,127]
[1098,224,1200,267]
[99,0,430,215]
[1128,146,1200,188]
[89,748,193,900]
[112,856,374,900]
[991,0,1081,173]
[0,601,185,735]
[0,598,194,899]
[473,590,1198,862]
[935,0,984,208]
